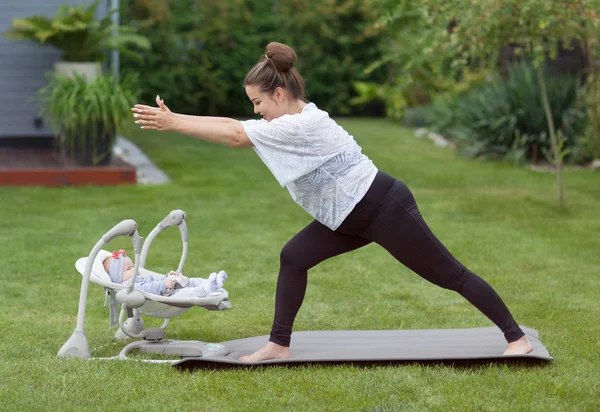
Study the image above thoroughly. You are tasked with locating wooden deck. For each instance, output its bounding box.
[0,147,136,186]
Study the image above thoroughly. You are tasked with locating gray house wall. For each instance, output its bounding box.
[0,0,109,139]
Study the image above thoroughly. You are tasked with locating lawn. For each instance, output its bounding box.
[1,118,599,411]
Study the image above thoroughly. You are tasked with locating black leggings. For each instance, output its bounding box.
[270,170,525,346]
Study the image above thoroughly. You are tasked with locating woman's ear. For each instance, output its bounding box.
[275,87,285,102]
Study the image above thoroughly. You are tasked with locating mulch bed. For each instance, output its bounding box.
[0,147,136,187]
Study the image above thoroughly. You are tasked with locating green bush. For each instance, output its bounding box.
[427,62,588,164]
[121,0,387,117]
[402,104,435,128]
[580,74,600,160]
[121,0,247,116]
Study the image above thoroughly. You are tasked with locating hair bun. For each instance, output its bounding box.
[265,42,297,72]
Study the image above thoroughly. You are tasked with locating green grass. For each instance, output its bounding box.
[1,118,599,411]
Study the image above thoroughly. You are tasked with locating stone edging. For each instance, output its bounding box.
[414,128,455,148]
[113,136,171,184]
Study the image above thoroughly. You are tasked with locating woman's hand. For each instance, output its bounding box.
[132,95,178,132]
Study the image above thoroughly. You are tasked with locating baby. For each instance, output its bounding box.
[102,249,227,297]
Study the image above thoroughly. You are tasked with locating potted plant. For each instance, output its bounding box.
[36,72,140,165]
[3,0,150,80]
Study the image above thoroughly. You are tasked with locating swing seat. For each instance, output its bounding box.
[75,251,231,320]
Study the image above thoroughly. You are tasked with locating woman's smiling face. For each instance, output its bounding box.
[245,85,287,122]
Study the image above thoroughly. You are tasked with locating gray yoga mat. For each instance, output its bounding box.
[172,325,552,370]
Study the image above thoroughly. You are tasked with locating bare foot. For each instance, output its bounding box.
[239,342,291,362]
[503,336,534,355]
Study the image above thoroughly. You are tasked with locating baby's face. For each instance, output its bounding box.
[103,255,135,281]
[103,256,111,273]
[122,256,134,271]
[103,255,133,268]
[121,256,135,282]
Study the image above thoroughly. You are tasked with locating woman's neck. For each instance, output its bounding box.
[286,99,305,115]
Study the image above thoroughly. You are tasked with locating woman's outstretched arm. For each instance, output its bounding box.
[132,96,252,148]
[133,104,236,124]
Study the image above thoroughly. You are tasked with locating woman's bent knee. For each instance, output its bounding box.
[279,241,307,272]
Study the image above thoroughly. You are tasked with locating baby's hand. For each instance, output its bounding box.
[167,270,182,277]
[165,278,174,290]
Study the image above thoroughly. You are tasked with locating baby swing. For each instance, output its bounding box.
[57,209,232,362]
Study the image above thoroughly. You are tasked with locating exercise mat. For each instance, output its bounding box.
[172,325,552,370]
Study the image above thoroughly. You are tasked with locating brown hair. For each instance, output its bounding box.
[244,42,307,101]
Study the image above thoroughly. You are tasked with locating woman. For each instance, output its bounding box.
[132,42,533,362]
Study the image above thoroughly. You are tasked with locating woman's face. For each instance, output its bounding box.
[245,85,288,122]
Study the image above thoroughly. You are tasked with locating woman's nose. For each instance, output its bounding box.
[253,106,260,115]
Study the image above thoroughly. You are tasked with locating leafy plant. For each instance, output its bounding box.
[3,0,150,62]
[350,81,384,106]
[583,33,600,160]
[36,72,140,165]
[375,0,600,207]
[366,0,492,117]
[580,73,600,160]
[429,62,588,164]
[121,0,388,117]
[349,81,387,117]
[401,104,435,128]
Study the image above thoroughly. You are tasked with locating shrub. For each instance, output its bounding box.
[121,0,388,117]
[429,62,588,163]
[401,104,435,128]
[580,74,600,160]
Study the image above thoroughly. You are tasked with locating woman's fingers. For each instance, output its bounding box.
[132,106,157,112]
[135,119,158,125]
[132,108,159,116]
[136,118,162,131]
[134,98,171,132]
[157,96,170,112]
[131,105,160,115]
[139,123,159,130]
[133,112,159,121]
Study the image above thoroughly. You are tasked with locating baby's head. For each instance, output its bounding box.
[102,249,134,283]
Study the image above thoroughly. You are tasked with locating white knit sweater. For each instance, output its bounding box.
[240,103,378,230]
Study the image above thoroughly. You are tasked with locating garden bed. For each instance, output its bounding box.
[0,146,136,187]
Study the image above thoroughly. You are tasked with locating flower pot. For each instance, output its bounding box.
[62,122,114,166]
[54,62,102,81]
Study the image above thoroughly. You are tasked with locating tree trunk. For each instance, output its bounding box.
[536,65,564,207]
